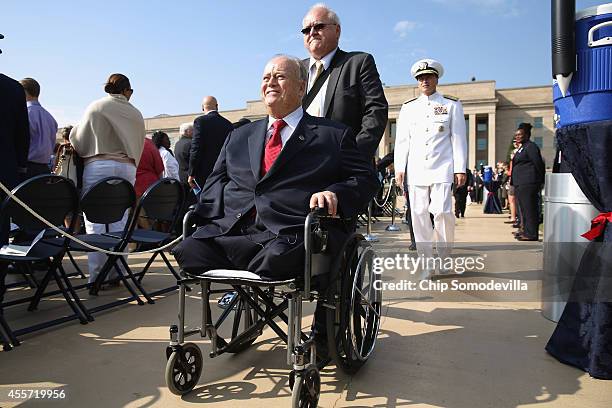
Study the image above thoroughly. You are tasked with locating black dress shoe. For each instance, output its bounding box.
[512,223,521,228]
[516,235,538,241]
[504,220,516,224]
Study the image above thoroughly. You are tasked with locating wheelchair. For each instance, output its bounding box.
[164,207,382,407]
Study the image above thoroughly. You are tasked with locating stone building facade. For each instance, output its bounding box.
[145,80,555,169]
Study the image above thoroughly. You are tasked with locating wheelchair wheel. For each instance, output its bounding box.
[290,365,320,408]
[326,234,381,373]
[212,287,260,354]
[165,342,203,395]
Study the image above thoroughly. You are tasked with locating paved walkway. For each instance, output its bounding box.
[0,204,610,407]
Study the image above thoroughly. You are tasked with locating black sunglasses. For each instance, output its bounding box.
[301,23,336,35]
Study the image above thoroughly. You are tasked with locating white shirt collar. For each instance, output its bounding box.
[267,106,303,132]
[309,47,338,71]
[419,91,440,101]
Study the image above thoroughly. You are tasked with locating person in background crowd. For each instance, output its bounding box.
[52,126,83,231]
[70,73,145,285]
[394,58,467,278]
[53,126,83,189]
[454,168,473,218]
[472,167,483,204]
[19,77,57,179]
[301,3,388,159]
[188,96,233,191]
[233,117,251,129]
[510,123,545,241]
[136,137,164,197]
[174,122,192,185]
[505,141,519,225]
[135,137,164,229]
[0,66,31,335]
[152,130,179,180]
[498,162,509,210]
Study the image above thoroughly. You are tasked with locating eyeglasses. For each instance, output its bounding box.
[301,23,336,35]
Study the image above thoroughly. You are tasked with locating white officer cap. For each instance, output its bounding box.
[411,58,444,79]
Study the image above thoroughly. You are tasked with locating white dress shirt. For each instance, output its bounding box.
[158,146,180,180]
[306,48,338,117]
[266,106,304,149]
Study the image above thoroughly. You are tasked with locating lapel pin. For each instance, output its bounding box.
[298,135,305,141]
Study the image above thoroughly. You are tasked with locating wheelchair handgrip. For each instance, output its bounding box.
[309,206,340,219]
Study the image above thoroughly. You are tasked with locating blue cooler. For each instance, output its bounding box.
[553,3,612,127]
[483,166,493,183]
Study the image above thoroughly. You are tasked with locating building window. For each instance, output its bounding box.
[476,115,488,164]
[534,117,543,128]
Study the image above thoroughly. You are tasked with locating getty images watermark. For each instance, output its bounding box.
[372,254,529,293]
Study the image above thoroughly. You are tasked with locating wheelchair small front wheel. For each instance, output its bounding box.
[290,365,320,408]
[165,342,203,395]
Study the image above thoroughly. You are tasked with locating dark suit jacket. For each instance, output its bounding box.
[189,111,233,188]
[174,136,191,184]
[192,113,379,239]
[0,74,30,243]
[302,49,388,159]
[511,140,545,186]
[0,74,30,190]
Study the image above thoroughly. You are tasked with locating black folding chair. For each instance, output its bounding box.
[64,177,152,313]
[0,175,91,349]
[125,178,185,296]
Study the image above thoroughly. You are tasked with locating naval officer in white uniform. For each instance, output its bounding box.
[394,59,467,277]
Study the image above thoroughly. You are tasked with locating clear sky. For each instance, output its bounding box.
[0,0,605,126]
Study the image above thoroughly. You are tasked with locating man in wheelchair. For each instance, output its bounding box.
[169,55,379,403]
[173,54,377,278]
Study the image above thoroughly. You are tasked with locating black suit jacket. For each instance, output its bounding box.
[511,140,545,186]
[192,113,379,239]
[0,74,30,190]
[189,111,233,188]
[174,136,191,184]
[302,49,388,159]
[0,73,30,244]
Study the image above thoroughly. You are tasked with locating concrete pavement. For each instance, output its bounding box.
[0,204,610,408]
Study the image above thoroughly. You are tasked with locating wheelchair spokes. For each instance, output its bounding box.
[348,242,380,362]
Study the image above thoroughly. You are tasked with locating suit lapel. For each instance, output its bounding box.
[322,49,347,117]
[260,115,316,182]
[248,119,269,181]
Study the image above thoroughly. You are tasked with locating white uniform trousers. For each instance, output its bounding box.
[82,160,136,284]
[408,183,455,270]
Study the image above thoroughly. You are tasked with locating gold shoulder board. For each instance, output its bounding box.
[444,94,459,101]
[403,96,418,104]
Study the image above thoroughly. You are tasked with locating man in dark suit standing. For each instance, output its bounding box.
[174,122,193,185]
[172,54,378,280]
[187,96,233,191]
[0,33,31,348]
[301,4,388,159]
[0,76,30,243]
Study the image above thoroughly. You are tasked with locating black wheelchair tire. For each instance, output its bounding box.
[165,342,203,395]
[290,365,320,408]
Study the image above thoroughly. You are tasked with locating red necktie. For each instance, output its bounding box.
[261,119,287,175]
